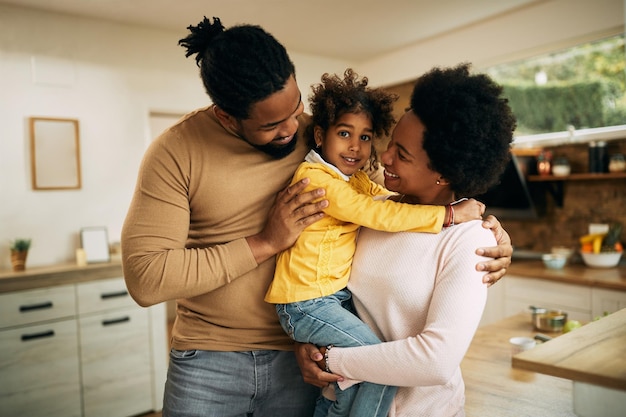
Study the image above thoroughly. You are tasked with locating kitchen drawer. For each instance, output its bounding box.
[79,306,152,417]
[0,284,76,329]
[77,276,135,315]
[0,319,81,417]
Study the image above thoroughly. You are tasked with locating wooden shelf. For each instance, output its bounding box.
[528,172,626,182]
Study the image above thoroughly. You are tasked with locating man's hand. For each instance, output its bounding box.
[477,215,512,286]
[294,343,342,388]
[247,178,328,264]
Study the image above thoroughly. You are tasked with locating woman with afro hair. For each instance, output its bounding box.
[266,68,486,417]
[298,63,516,417]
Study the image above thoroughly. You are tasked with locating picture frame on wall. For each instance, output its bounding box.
[29,117,82,190]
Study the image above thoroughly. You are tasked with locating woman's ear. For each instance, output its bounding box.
[313,126,324,148]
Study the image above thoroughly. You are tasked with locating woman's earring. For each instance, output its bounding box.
[436,179,441,185]
[316,143,321,148]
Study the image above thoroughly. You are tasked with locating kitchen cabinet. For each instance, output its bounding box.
[0,285,82,417]
[77,278,154,417]
[0,273,167,417]
[480,274,626,325]
[591,288,626,318]
[504,275,592,321]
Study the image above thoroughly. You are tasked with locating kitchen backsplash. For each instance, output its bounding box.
[504,138,626,253]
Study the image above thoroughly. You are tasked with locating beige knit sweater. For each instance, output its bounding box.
[121,106,310,351]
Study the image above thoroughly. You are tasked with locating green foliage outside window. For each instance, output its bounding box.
[485,34,626,135]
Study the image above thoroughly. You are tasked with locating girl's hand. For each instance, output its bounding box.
[449,198,485,224]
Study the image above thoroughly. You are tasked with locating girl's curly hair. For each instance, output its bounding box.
[411,63,516,197]
[179,16,295,120]
[306,69,398,169]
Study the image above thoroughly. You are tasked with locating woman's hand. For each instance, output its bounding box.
[247,178,328,264]
[477,215,512,286]
[294,342,342,388]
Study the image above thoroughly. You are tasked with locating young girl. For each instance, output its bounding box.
[265,69,485,417]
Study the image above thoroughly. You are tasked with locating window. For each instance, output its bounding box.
[484,34,626,137]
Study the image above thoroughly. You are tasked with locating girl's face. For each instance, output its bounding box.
[314,112,373,176]
[380,111,444,202]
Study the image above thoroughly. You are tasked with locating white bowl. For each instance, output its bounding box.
[542,253,567,270]
[580,252,623,268]
[551,246,574,261]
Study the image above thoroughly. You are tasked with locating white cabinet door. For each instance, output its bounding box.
[591,288,626,318]
[504,276,592,321]
[0,319,81,417]
[79,306,152,417]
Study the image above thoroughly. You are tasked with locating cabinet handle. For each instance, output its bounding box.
[19,301,53,312]
[21,330,55,341]
[102,316,130,326]
[100,290,129,300]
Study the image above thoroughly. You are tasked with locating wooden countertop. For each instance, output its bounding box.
[462,313,575,416]
[0,261,123,293]
[508,260,626,291]
[512,308,626,391]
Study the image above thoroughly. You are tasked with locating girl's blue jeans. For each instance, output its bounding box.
[276,289,397,417]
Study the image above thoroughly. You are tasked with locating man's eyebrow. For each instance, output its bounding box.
[259,94,302,128]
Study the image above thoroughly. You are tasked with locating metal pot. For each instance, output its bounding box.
[529,306,568,332]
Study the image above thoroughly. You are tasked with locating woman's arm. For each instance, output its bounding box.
[325,223,492,387]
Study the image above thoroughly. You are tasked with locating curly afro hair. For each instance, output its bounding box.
[179,17,295,120]
[306,69,398,168]
[410,63,516,197]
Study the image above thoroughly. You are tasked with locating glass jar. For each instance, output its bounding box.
[551,156,571,176]
[609,153,626,173]
[537,150,552,176]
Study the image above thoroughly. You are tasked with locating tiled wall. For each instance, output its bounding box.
[503,139,626,253]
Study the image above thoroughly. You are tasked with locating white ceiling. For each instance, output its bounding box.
[0,0,541,62]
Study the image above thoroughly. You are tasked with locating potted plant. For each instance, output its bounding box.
[10,238,32,271]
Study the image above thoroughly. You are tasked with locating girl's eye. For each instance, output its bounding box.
[360,135,372,142]
[338,131,350,138]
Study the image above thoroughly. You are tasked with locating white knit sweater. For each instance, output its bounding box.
[327,220,493,417]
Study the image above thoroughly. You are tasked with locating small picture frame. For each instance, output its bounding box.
[80,227,110,263]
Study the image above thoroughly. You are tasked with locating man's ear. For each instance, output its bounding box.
[213,106,236,127]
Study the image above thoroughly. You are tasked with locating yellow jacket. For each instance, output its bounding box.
[265,151,445,304]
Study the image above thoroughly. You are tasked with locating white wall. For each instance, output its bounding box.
[0,4,349,269]
[360,0,624,87]
[0,0,623,269]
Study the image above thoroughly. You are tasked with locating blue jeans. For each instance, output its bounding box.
[276,289,397,417]
[162,349,319,417]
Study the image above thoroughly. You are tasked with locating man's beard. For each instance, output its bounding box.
[252,132,299,159]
